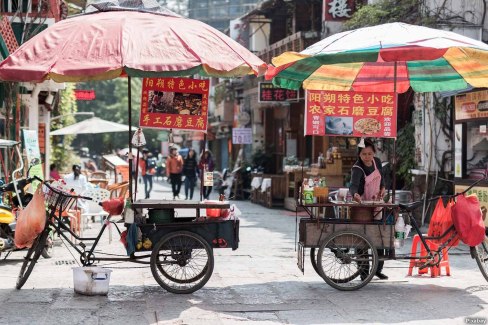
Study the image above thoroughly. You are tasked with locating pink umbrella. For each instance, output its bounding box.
[0,1,266,201]
[0,5,266,82]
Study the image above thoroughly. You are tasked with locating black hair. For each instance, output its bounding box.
[50,163,57,171]
[357,138,376,157]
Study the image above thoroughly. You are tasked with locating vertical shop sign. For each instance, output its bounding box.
[305,90,397,138]
[323,0,357,21]
[140,78,210,132]
[23,129,44,189]
[454,124,463,178]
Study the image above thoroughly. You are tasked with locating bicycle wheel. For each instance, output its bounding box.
[16,229,49,289]
[317,230,378,291]
[150,230,214,294]
[474,237,488,282]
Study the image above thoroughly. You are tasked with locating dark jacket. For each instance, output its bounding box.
[349,157,385,197]
[182,156,198,178]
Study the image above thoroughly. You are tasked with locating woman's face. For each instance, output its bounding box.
[359,146,375,165]
[189,150,194,157]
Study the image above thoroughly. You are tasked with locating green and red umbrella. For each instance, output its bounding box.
[266,22,488,93]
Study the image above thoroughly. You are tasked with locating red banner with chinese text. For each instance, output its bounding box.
[305,90,397,138]
[140,77,210,132]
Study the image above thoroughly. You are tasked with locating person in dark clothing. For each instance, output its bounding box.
[349,138,388,281]
[183,149,198,200]
[139,149,156,199]
[198,150,214,200]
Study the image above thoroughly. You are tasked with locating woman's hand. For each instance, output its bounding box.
[378,188,385,199]
[353,193,362,203]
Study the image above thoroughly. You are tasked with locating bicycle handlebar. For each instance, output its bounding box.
[40,177,93,201]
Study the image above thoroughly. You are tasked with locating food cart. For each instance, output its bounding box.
[0,1,266,293]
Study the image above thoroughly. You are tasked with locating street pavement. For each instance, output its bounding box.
[0,178,487,324]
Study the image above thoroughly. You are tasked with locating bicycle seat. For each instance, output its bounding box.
[398,201,423,212]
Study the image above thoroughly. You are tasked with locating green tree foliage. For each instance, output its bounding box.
[396,123,416,188]
[50,83,78,171]
[344,0,434,30]
[75,78,163,155]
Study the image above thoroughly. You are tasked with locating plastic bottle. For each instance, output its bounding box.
[394,216,406,248]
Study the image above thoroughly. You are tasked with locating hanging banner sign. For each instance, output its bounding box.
[140,78,210,131]
[232,128,252,144]
[258,82,298,102]
[23,129,44,191]
[305,90,397,138]
[454,89,488,121]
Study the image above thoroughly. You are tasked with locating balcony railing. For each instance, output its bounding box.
[257,31,320,64]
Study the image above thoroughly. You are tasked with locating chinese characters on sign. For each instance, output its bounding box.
[454,90,488,121]
[74,89,96,100]
[323,0,356,21]
[140,78,210,131]
[258,82,298,102]
[232,128,252,144]
[305,90,397,138]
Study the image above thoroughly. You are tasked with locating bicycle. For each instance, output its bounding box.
[16,177,240,294]
[297,175,488,291]
[16,178,93,289]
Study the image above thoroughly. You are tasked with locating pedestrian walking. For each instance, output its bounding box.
[166,147,183,199]
[182,148,198,200]
[198,149,215,200]
[139,149,156,199]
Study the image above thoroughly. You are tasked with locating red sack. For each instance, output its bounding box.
[428,199,459,246]
[14,185,46,248]
[452,194,485,247]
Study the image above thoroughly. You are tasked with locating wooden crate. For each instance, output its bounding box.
[299,218,393,249]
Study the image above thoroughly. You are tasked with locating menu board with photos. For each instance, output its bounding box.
[305,90,397,138]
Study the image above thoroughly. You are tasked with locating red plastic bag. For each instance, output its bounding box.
[14,185,46,248]
[428,199,459,246]
[427,199,445,237]
[452,194,485,247]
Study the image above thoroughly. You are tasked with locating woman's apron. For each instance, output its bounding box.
[351,159,383,222]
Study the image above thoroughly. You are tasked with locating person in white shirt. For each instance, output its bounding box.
[63,164,88,193]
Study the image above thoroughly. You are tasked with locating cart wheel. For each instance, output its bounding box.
[317,230,378,291]
[310,248,320,276]
[150,230,214,294]
[16,229,49,289]
[473,236,488,282]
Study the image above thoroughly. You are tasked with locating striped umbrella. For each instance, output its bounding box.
[266,22,488,93]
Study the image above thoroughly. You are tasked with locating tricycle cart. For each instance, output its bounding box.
[296,177,488,291]
[15,180,239,294]
[297,196,397,291]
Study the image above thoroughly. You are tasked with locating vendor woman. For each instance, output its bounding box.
[349,138,388,280]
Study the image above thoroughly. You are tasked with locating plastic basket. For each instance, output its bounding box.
[43,184,76,212]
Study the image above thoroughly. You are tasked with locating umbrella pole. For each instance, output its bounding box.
[200,133,206,202]
[392,62,397,204]
[128,76,133,203]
